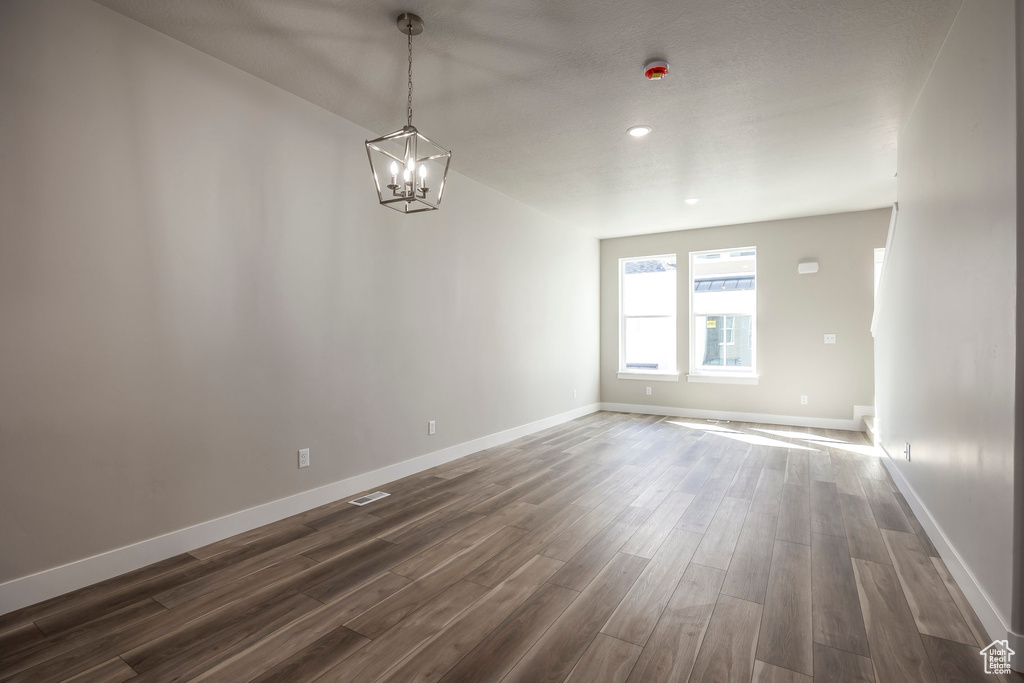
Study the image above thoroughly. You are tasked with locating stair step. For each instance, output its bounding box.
[863,415,877,445]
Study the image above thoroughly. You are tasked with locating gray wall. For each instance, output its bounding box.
[601,210,889,420]
[0,0,599,584]
[875,0,1016,635]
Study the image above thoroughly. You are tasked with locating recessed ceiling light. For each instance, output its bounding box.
[685,198,700,205]
[627,125,652,137]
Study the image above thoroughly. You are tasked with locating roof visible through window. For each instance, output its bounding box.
[624,259,677,275]
[694,276,755,292]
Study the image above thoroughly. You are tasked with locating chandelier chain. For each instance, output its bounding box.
[406,23,413,126]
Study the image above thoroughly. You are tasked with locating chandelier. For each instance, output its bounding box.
[365,13,452,214]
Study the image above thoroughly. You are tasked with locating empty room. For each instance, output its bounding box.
[0,0,1021,681]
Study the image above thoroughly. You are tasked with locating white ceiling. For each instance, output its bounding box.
[94,0,960,238]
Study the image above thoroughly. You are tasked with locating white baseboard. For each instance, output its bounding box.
[0,403,601,617]
[600,403,874,432]
[880,450,1014,663]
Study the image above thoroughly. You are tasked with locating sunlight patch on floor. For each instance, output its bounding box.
[667,422,820,451]
[665,421,737,433]
[822,442,883,457]
[752,428,847,443]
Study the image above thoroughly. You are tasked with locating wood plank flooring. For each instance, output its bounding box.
[1,412,1019,682]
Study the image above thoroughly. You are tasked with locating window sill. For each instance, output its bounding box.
[617,371,680,382]
[686,373,759,385]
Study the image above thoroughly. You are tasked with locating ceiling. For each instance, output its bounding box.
[94,0,961,238]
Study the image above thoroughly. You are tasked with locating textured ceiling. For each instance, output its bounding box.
[93,0,960,237]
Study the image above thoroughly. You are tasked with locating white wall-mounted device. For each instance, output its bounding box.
[797,261,819,274]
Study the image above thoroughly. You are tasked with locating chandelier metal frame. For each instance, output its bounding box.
[365,13,452,214]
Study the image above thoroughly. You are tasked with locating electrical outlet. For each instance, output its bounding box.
[645,386,652,396]
[800,395,808,405]
[573,389,577,399]
[904,441,911,461]
[428,420,436,436]
[824,333,837,344]
[298,448,310,468]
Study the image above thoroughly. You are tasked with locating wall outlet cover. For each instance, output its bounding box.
[824,333,837,344]
[800,395,808,405]
[645,387,652,396]
[428,420,436,436]
[298,448,310,468]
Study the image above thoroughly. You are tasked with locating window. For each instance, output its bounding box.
[724,315,736,345]
[689,248,757,383]
[618,254,677,380]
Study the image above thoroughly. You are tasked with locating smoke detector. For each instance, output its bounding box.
[644,60,669,80]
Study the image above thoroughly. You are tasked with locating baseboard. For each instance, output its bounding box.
[600,403,874,432]
[880,449,1014,661]
[0,403,601,617]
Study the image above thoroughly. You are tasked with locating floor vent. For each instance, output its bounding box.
[706,419,731,424]
[348,491,391,506]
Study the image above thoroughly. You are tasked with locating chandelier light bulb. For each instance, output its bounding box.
[390,161,399,176]
[419,165,427,178]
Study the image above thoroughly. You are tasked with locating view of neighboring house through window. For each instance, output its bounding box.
[619,254,677,376]
[691,248,756,375]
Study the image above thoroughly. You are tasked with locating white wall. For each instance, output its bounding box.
[602,210,888,425]
[0,0,599,585]
[875,0,1016,642]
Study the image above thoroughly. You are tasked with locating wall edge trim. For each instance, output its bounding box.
[0,402,601,617]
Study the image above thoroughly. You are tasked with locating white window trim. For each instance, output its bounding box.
[617,371,680,382]
[618,254,678,378]
[688,247,757,382]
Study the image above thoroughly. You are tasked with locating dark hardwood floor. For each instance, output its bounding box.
[0,411,1018,682]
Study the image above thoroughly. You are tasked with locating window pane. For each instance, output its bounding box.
[695,314,753,370]
[692,251,756,284]
[690,246,756,375]
[623,257,676,316]
[624,316,675,372]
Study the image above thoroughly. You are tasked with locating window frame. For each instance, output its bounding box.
[617,254,680,382]
[687,247,759,385]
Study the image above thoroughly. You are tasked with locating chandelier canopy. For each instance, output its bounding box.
[365,13,452,214]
